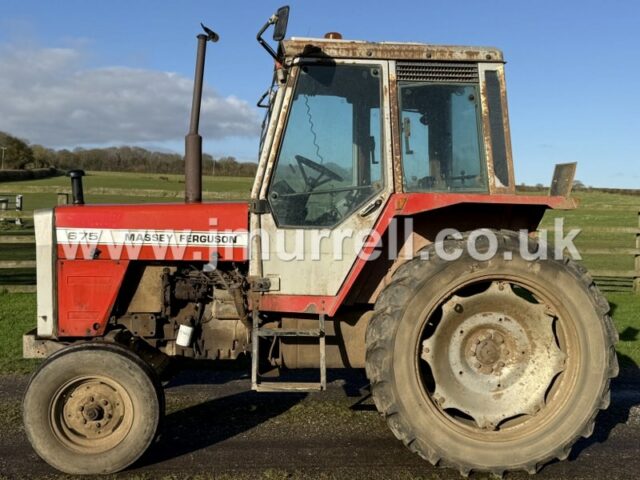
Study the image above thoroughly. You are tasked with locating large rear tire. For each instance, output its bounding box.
[365,230,618,476]
[23,342,163,474]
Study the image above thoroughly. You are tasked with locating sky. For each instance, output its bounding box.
[0,0,639,188]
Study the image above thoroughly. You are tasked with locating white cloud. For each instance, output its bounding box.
[0,44,261,147]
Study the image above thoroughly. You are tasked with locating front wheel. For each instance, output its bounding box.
[365,231,618,476]
[23,343,163,474]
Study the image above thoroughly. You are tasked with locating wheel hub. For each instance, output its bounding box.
[82,404,104,422]
[421,281,565,429]
[475,336,500,366]
[468,328,511,375]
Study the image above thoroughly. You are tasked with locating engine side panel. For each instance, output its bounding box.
[57,259,129,336]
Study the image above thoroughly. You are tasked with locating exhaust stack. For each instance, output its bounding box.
[185,25,218,203]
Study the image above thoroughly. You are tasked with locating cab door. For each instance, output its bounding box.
[254,59,393,296]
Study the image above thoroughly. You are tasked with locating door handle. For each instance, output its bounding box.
[359,198,383,217]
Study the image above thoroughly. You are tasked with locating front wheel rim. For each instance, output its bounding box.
[50,375,134,453]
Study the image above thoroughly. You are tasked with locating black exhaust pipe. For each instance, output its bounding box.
[185,25,218,203]
[68,170,86,205]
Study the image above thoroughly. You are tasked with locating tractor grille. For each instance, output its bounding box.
[396,61,479,83]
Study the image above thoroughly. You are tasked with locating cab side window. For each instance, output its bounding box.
[399,82,487,192]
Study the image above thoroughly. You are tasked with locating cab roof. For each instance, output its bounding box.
[281,37,504,63]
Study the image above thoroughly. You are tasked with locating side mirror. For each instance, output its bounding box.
[273,6,290,41]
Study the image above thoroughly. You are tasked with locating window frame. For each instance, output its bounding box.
[478,63,516,193]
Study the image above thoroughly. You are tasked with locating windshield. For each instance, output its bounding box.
[268,64,384,227]
[399,83,486,192]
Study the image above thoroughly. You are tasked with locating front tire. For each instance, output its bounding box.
[365,230,618,476]
[23,343,163,474]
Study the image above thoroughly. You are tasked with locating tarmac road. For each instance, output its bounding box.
[1,368,638,480]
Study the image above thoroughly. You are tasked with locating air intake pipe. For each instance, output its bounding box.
[185,25,218,203]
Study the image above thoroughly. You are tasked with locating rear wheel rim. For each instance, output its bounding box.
[417,277,578,438]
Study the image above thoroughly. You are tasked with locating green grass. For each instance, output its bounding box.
[0,191,185,211]
[608,293,640,368]
[0,171,254,216]
[0,292,39,373]
[0,170,253,193]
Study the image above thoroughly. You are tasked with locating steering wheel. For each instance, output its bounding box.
[295,154,343,191]
[448,169,478,186]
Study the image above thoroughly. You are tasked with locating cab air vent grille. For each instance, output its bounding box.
[396,62,478,83]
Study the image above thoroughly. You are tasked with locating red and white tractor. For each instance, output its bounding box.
[22,6,617,476]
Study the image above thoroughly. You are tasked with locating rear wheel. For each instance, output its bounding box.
[23,343,163,474]
[365,230,618,476]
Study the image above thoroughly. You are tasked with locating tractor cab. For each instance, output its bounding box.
[255,37,515,211]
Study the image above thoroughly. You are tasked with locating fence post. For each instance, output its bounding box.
[635,210,640,294]
[57,193,69,205]
[14,194,23,226]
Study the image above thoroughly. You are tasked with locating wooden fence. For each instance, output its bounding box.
[0,195,26,225]
[579,211,640,293]
[0,194,35,292]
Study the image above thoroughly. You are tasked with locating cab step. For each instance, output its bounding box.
[251,311,326,392]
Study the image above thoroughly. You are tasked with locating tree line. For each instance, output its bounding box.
[0,131,257,177]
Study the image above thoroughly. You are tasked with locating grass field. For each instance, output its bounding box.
[0,171,254,210]
[0,171,638,374]
[0,292,38,373]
